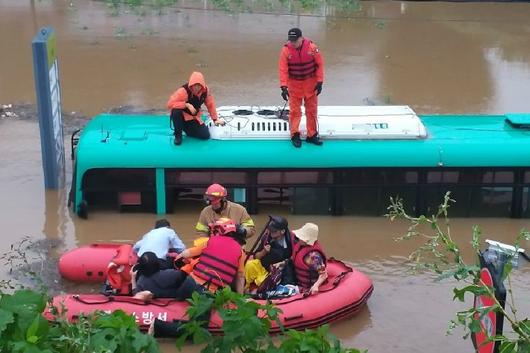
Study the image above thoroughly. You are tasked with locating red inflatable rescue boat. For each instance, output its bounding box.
[59,243,137,283]
[51,257,373,332]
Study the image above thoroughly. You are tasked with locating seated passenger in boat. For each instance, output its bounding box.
[291,223,328,295]
[131,252,202,301]
[175,218,247,294]
[245,215,297,294]
[133,219,186,270]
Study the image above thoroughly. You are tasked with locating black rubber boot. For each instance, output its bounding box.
[174,134,182,145]
[306,134,323,146]
[291,133,302,148]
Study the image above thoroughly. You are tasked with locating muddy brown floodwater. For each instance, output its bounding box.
[1,1,530,352]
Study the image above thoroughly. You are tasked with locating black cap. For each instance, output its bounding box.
[287,28,302,42]
[268,215,288,231]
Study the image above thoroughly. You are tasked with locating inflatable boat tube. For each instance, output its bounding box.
[48,259,373,333]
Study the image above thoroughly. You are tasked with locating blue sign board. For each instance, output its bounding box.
[32,27,65,189]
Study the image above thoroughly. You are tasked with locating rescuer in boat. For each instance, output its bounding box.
[195,183,256,239]
[167,71,226,145]
[279,28,325,148]
[174,218,247,294]
[291,222,328,295]
[245,215,297,295]
[146,218,247,337]
[132,219,186,269]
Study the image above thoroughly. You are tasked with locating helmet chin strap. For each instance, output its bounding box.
[213,199,226,214]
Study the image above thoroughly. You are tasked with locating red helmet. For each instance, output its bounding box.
[209,218,236,237]
[205,183,227,208]
[205,183,227,198]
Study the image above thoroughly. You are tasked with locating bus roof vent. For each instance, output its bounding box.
[233,109,253,115]
[257,109,276,116]
[506,114,530,129]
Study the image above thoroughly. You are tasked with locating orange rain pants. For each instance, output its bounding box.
[288,76,318,138]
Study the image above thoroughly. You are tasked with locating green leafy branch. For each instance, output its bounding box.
[387,191,530,352]
[176,287,365,352]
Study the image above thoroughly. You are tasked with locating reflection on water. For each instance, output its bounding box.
[2,1,530,116]
[1,0,530,352]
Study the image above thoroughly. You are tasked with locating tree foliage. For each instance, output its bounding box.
[102,0,361,16]
[387,191,530,353]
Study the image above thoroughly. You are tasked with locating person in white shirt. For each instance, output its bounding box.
[133,219,186,269]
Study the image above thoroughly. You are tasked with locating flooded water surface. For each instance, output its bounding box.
[1,0,530,352]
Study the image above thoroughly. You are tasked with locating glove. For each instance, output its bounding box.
[235,224,247,238]
[315,82,323,96]
[214,117,226,126]
[281,86,289,101]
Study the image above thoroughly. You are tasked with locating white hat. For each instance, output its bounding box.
[292,223,319,246]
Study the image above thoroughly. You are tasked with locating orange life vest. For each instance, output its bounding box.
[192,235,241,288]
[291,236,326,290]
[106,244,136,295]
[285,39,318,81]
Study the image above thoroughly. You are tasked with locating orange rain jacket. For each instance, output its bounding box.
[166,71,219,124]
[278,38,324,88]
[278,38,325,137]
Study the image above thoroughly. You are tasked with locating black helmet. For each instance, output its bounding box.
[268,215,288,231]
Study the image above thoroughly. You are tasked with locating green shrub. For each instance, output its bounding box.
[176,287,365,353]
[0,289,160,353]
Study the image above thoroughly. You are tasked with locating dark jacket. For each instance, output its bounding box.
[134,269,190,299]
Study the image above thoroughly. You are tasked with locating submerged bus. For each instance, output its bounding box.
[69,106,530,218]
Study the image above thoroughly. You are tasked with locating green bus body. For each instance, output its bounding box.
[72,113,530,218]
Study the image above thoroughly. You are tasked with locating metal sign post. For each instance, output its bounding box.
[32,26,65,189]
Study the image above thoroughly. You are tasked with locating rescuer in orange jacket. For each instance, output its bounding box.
[167,71,225,145]
[278,28,324,148]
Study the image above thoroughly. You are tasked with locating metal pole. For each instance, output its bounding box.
[32,26,65,189]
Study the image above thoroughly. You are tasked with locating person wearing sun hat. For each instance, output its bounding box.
[291,222,328,295]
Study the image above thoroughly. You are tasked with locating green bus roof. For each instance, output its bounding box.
[75,113,530,172]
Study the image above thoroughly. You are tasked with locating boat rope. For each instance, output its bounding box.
[278,101,288,121]
[72,294,178,307]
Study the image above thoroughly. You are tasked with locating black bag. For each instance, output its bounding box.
[256,265,283,294]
